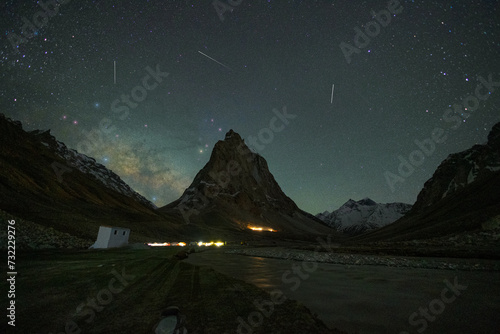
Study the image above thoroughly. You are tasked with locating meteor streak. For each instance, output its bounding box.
[198,51,232,71]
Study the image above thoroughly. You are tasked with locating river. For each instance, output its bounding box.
[185,250,500,334]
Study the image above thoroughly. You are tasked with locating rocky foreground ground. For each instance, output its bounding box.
[0,209,93,249]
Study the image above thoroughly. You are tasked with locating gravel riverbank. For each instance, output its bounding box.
[225,247,500,271]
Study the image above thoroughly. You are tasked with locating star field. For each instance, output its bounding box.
[1,0,499,213]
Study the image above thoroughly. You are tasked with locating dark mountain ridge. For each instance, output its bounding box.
[0,113,176,243]
[354,121,500,242]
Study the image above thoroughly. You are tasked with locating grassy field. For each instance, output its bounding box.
[3,247,341,334]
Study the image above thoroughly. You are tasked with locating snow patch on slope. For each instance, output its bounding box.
[53,139,155,209]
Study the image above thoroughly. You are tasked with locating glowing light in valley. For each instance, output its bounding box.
[248,225,277,232]
[197,241,224,247]
[148,242,170,247]
[147,242,186,247]
[147,241,224,247]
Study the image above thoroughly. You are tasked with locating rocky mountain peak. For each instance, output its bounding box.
[341,198,376,210]
[224,129,241,141]
[487,121,500,148]
[412,121,500,212]
[358,122,500,242]
[175,130,298,214]
[358,198,377,206]
[161,130,332,235]
[0,113,24,145]
[344,199,356,208]
[208,129,250,165]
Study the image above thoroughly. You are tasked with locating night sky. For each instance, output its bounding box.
[1,1,499,214]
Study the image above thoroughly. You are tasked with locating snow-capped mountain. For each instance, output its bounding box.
[316,198,412,235]
[160,129,334,236]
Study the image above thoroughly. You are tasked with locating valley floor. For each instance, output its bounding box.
[4,247,337,334]
[4,245,500,334]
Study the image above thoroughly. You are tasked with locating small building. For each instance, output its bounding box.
[90,226,130,249]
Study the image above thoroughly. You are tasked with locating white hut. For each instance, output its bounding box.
[90,226,130,249]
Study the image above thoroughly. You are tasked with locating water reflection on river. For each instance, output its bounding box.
[185,250,500,334]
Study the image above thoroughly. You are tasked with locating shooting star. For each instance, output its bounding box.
[330,84,335,104]
[114,61,116,84]
[198,51,232,71]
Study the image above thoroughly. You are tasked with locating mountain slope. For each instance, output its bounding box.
[316,198,412,235]
[412,121,500,212]
[160,130,335,238]
[354,121,500,242]
[0,114,176,242]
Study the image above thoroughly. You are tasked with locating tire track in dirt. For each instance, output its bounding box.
[78,253,181,334]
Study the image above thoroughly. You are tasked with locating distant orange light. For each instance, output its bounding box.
[247,225,277,232]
